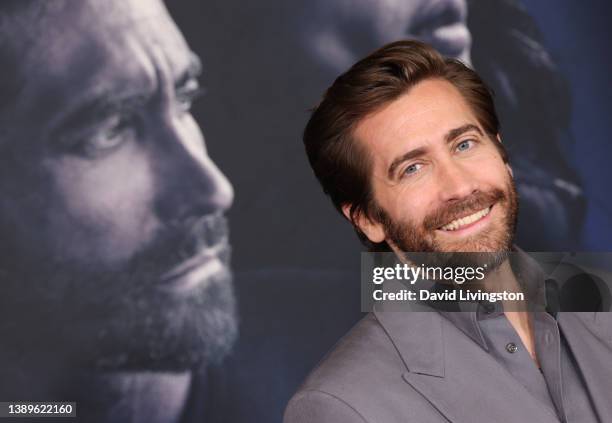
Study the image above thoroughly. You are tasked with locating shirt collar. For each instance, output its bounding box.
[437,246,554,350]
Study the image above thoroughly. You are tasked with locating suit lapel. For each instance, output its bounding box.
[374,310,560,423]
[558,312,612,422]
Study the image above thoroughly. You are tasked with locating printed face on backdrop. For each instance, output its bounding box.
[347,79,518,264]
[300,0,472,72]
[0,0,236,370]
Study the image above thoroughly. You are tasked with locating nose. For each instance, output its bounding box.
[152,114,234,223]
[435,157,478,204]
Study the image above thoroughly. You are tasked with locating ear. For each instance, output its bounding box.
[341,204,386,243]
[496,134,514,178]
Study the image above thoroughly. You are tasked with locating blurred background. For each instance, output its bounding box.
[165,1,612,420]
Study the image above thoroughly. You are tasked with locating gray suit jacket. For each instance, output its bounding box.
[284,311,612,423]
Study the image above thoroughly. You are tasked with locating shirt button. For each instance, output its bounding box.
[545,331,553,344]
[505,342,518,353]
[482,303,495,314]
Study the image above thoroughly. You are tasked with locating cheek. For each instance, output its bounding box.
[44,146,159,264]
[474,150,511,187]
[374,180,429,229]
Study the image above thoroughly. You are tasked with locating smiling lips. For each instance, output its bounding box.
[439,206,492,231]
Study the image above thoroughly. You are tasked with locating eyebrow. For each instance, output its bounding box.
[50,91,149,139]
[387,123,483,179]
[50,53,204,138]
[445,123,482,144]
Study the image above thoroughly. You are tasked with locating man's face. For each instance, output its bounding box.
[300,0,471,72]
[0,0,236,370]
[353,79,517,256]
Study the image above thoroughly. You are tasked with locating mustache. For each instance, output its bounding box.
[168,213,230,261]
[423,188,505,231]
[129,213,230,279]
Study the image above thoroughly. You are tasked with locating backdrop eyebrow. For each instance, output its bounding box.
[50,90,149,138]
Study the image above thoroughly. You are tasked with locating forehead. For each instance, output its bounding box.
[8,0,192,124]
[354,78,479,162]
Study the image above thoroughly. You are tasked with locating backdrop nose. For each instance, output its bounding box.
[151,114,234,224]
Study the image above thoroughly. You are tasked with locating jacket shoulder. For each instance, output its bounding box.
[284,389,368,423]
[301,313,405,392]
[284,313,408,423]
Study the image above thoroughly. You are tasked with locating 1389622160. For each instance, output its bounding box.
[1,402,76,418]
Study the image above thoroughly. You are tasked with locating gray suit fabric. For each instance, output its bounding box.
[284,310,612,423]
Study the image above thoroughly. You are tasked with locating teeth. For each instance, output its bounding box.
[440,207,490,231]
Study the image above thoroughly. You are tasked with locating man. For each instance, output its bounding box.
[284,41,611,422]
[294,0,585,251]
[0,1,235,422]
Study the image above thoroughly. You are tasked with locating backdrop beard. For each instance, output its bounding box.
[376,175,519,272]
[0,214,237,372]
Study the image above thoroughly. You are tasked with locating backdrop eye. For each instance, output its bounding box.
[58,113,136,159]
[176,79,204,114]
[87,126,124,150]
[90,115,130,145]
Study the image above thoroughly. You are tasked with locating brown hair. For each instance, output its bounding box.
[303,40,508,250]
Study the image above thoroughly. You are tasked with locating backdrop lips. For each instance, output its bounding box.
[427,23,471,58]
[409,0,470,58]
[126,213,230,288]
[159,240,229,284]
[410,0,465,35]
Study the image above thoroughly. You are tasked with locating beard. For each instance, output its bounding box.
[376,175,519,271]
[0,213,237,372]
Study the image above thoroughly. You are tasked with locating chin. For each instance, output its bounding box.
[91,268,238,371]
[10,264,240,373]
[441,238,510,253]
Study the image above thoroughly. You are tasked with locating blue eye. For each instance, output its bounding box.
[403,163,423,176]
[456,139,474,152]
